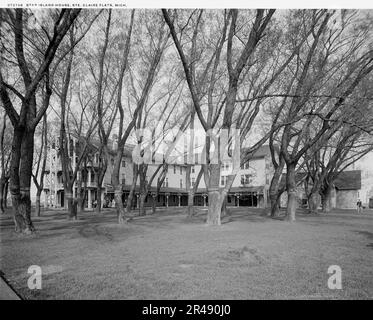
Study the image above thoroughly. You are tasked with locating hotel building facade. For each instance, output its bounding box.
[42,138,275,210]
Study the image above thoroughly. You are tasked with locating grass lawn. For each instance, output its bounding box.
[1,206,372,299]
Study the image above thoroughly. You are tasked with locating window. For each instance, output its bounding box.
[221,176,227,186]
[180,166,182,174]
[174,164,176,174]
[241,174,251,185]
[163,178,169,188]
[241,162,249,170]
[180,179,183,189]
[191,165,195,173]
[222,163,230,172]
[122,160,126,168]
[122,173,126,185]
[95,154,99,163]
[195,153,199,164]
[191,177,195,187]
[111,158,114,166]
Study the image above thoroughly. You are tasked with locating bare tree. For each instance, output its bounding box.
[0,112,11,214]
[272,11,373,221]
[109,10,171,223]
[303,119,373,213]
[31,114,48,217]
[164,9,281,225]
[0,9,81,233]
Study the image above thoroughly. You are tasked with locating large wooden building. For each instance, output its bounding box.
[42,138,275,210]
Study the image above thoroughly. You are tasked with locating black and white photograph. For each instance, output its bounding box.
[0,0,373,306]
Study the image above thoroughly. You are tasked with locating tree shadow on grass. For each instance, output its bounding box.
[353,230,373,250]
[354,230,373,239]
[181,209,270,225]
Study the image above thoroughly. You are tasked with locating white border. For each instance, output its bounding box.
[1,0,373,9]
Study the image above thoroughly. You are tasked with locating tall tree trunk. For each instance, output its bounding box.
[308,191,319,214]
[95,166,106,214]
[186,110,195,218]
[0,177,4,214]
[65,186,77,220]
[269,159,285,217]
[187,165,204,218]
[76,177,83,213]
[206,163,222,225]
[10,126,35,233]
[270,193,282,217]
[221,195,228,218]
[321,184,333,213]
[185,164,193,217]
[126,164,138,214]
[187,190,194,217]
[138,163,148,216]
[35,189,42,217]
[269,179,282,218]
[96,187,102,213]
[111,147,126,221]
[286,162,297,222]
[3,179,8,209]
[112,161,128,223]
[80,171,87,211]
[151,194,156,214]
[126,188,135,212]
[139,193,146,216]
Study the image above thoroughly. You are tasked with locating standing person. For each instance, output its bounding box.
[357,199,362,214]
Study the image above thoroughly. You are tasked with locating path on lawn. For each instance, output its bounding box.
[1,207,372,299]
[0,275,21,300]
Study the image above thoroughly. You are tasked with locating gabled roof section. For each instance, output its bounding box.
[334,170,361,190]
[242,145,273,160]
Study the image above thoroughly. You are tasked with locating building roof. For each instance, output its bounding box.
[229,186,264,194]
[106,184,188,194]
[242,145,272,160]
[334,170,361,190]
[106,184,264,195]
